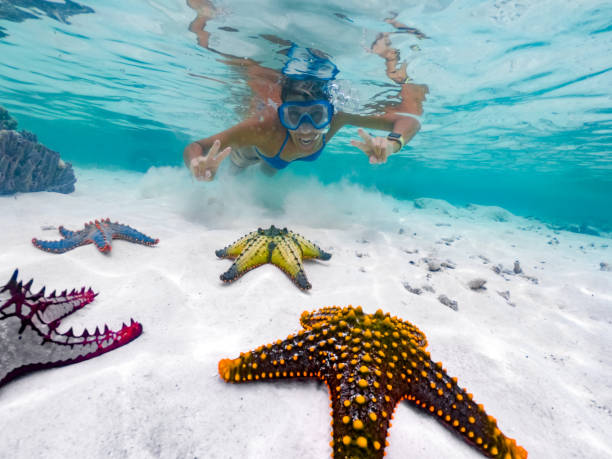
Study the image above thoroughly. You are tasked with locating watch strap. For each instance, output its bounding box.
[387,132,404,151]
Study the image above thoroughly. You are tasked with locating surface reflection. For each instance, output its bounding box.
[0,0,93,38]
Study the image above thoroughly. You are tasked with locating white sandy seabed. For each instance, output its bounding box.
[0,166,611,459]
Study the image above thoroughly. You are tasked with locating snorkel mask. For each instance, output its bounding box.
[278,44,339,130]
[278,100,334,130]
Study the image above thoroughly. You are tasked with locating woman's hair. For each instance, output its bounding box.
[280,77,330,102]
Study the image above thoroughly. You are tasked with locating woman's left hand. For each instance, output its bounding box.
[350,128,396,164]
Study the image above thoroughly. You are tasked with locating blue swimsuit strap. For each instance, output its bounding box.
[255,132,326,170]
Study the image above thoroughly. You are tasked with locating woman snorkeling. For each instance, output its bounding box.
[184,0,428,181]
[184,77,427,181]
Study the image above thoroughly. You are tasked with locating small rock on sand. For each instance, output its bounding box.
[403,282,422,295]
[438,295,458,311]
[497,290,510,301]
[600,262,611,272]
[497,290,516,307]
[426,258,441,272]
[468,278,487,290]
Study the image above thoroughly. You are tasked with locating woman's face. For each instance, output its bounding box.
[283,94,328,153]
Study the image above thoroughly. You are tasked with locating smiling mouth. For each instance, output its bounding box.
[297,135,319,147]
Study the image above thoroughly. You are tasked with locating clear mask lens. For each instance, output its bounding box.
[279,100,333,130]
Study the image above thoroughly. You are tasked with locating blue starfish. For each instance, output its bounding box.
[32,218,159,254]
[0,269,142,389]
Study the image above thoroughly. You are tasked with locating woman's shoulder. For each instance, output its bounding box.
[233,106,286,151]
[240,105,281,130]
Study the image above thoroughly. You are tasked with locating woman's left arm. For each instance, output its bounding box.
[330,83,428,164]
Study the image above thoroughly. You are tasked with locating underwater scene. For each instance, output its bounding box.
[0,1,611,458]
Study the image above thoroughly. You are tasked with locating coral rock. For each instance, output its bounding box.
[0,130,76,194]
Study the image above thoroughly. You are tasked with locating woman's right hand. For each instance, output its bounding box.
[188,139,232,181]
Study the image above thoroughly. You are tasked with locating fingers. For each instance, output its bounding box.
[352,132,392,164]
[190,156,216,182]
[189,141,232,182]
[365,136,393,165]
[213,145,232,162]
[357,128,373,145]
[207,139,220,158]
[369,137,388,164]
[350,139,368,153]
[208,140,232,163]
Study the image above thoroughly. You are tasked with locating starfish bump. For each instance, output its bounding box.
[0,269,142,388]
[32,218,159,254]
[219,305,527,459]
[215,225,331,290]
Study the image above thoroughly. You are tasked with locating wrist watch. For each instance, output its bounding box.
[387,132,404,151]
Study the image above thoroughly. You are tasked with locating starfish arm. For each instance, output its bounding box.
[1,317,142,388]
[0,272,95,325]
[219,329,328,384]
[301,307,427,347]
[0,271,142,389]
[37,287,97,324]
[301,306,343,329]
[58,225,78,239]
[83,220,112,252]
[108,220,159,246]
[219,340,392,459]
[0,269,24,297]
[289,230,332,260]
[401,355,527,459]
[31,235,86,253]
[270,236,311,290]
[327,365,397,458]
[215,230,259,258]
[219,235,271,283]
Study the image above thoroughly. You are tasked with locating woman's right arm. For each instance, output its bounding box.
[183,137,231,181]
[183,116,264,181]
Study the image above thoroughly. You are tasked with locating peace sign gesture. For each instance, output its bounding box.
[350,128,396,164]
[189,139,232,181]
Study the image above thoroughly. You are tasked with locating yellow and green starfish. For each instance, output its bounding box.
[219,305,527,459]
[215,225,331,290]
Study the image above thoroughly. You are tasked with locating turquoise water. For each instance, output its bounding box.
[1,0,611,231]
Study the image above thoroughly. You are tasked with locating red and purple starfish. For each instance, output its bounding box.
[0,269,142,388]
[32,218,159,254]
